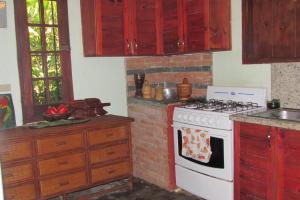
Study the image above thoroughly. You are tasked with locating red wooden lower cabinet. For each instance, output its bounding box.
[234,122,300,200]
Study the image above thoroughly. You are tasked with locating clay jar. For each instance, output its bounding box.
[177,78,192,101]
[142,81,152,99]
[155,84,164,101]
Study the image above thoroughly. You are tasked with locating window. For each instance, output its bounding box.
[14,0,73,123]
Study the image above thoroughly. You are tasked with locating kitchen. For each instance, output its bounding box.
[0,0,299,199]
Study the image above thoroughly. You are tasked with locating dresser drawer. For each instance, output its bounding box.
[3,163,34,185]
[37,133,84,155]
[38,152,86,176]
[0,141,33,162]
[91,161,130,184]
[40,171,87,197]
[88,126,128,146]
[4,183,36,200]
[90,143,129,164]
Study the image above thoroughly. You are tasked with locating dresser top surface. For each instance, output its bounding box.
[0,115,133,141]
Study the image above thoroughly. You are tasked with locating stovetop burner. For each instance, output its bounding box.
[182,99,261,113]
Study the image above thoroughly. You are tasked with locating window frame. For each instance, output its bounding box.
[14,0,73,123]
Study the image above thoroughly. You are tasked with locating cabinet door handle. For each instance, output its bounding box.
[267,128,271,148]
[126,40,130,50]
[181,41,185,47]
[134,39,138,49]
[177,41,180,47]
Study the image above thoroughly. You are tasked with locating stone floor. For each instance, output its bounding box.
[63,178,205,200]
[94,179,204,200]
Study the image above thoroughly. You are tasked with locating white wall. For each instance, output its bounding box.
[0,0,127,126]
[0,0,22,126]
[213,0,272,99]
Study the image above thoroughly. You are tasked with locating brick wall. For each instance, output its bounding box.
[128,103,171,189]
[126,53,213,97]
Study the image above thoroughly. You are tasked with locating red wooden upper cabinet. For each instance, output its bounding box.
[81,0,126,56]
[81,0,231,57]
[129,0,161,55]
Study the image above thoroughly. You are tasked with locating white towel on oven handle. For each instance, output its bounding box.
[181,128,212,163]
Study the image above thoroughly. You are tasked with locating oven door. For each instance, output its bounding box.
[173,121,233,181]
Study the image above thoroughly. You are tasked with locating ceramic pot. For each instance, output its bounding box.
[177,78,192,101]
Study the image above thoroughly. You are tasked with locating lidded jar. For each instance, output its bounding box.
[176,78,192,101]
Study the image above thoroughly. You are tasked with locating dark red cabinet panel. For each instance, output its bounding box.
[272,0,296,59]
[243,0,300,63]
[243,0,273,63]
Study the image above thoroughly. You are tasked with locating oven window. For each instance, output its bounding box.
[178,130,224,169]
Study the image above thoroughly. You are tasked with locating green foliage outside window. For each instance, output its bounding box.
[26,0,62,105]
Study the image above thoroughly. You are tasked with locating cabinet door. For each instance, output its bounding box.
[277,129,300,200]
[209,0,231,50]
[95,0,126,56]
[273,0,296,59]
[183,0,209,52]
[235,122,275,200]
[130,0,159,55]
[161,0,183,54]
[242,0,273,63]
[296,1,300,57]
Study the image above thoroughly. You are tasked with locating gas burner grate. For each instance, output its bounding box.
[182,99,262,113]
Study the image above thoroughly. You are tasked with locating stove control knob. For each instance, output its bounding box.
[183,114,188,120]
[208,119,214,125]
[177,114,182,119]
[195,117,201,122]
[189,116,194,122]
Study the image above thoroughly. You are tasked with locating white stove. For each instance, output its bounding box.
[173,86,267,200]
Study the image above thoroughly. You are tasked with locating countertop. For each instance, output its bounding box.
[230,110,300,131]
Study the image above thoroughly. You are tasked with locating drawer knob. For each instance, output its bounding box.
[107,169,116,174]
[4,173,14,178]
[105,133,114,138]
[106,151,116,155]
[56,141,67,146]
[58,160,69,165]
[0,151,9,156]
[59,181,70,186]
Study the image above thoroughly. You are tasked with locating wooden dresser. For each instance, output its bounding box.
[0,115,133,200]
